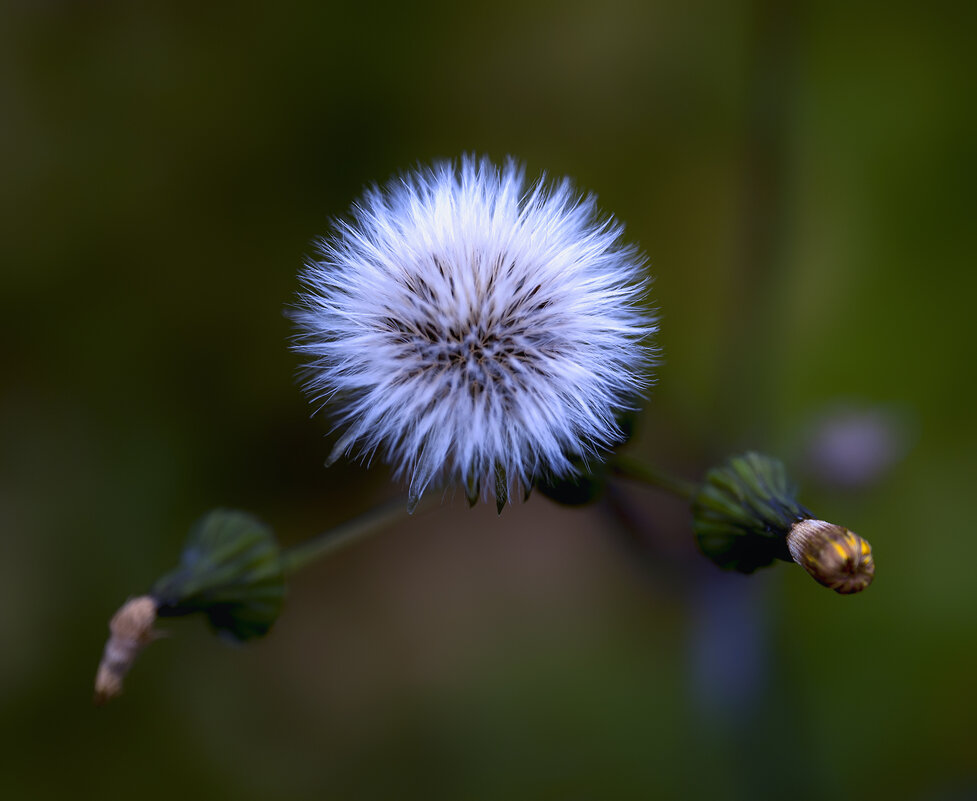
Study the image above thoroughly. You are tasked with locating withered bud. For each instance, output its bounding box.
[94,596,161,705]
[786,520,875,595]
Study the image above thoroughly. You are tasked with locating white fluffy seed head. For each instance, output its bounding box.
[293,155,657,506]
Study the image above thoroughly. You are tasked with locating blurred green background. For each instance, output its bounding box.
[2,1,975,799]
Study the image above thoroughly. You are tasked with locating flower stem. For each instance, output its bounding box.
[610,454,699,502]
[280,496,411,575]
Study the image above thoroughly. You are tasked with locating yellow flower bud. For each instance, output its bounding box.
[786,520,874,595]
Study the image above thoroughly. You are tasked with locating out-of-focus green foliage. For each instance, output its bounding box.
[2,1,975,799]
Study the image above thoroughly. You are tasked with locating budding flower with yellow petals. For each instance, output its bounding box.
[786,519,874,594]
[692,451,875,594]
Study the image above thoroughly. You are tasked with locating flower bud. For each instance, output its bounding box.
[692,452,875,593]
[786,519,875,594]
[94,511,285,704]
[94,596,160,705]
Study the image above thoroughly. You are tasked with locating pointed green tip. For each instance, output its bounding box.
[465,474,480,508]
[494,463,508,514]
[406,493,421,515]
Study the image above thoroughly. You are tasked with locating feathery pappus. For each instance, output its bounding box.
[292,156,656,509]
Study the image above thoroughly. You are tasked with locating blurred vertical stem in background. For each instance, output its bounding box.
[715,0,801,441]
[699,3,805,799]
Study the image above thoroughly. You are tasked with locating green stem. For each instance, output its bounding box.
[280,495,412,575]
[610,454,699,502]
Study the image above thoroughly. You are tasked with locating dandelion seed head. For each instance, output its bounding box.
[293,156,657,506]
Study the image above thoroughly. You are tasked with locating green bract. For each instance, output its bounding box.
[152,509,285,642]
[692,452,811,573]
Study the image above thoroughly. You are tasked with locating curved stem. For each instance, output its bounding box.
[280,495,412,575]
[610,454,698,502]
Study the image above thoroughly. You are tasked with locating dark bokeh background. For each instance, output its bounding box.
[2,1,975,799]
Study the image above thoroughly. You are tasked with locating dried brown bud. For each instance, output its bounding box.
[786,519,875,595]
[94,596,161,705]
